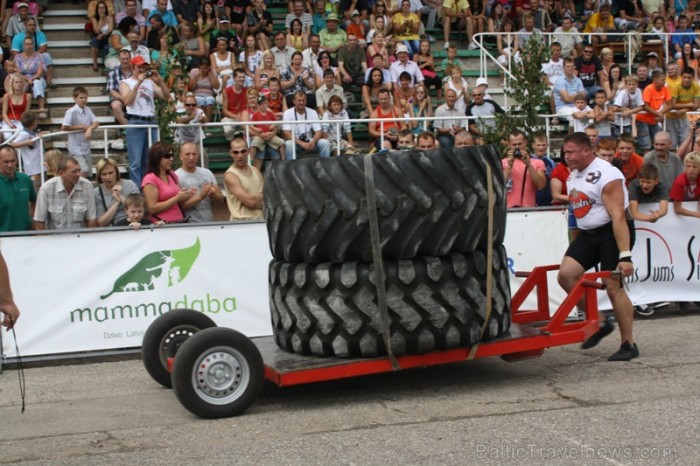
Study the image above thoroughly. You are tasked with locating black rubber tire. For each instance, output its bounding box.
[269,246,511,358]
[172,327,264,419]
[141,309,217,388]
[264,146,506,263]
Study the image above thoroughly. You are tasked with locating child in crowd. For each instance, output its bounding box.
[669,151,700,218]
[592,89,614,138]
[595,137,624,172]
[265,77,286,118]
[629,163,669,223]
[61,86,99,178]
[612,75,643,137]
[10,111,43,189]
[175,95,208,144]
[440,44,464,82]
[322,95,356,155]
[115,193,163,229]
[250,95,286,168]
[570,92,593,133]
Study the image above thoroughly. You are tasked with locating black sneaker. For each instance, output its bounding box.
[635,304,654,317]
[581,315,615,349]
[608,341,640,361]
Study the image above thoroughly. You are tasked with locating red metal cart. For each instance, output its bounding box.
[142,265,610,419]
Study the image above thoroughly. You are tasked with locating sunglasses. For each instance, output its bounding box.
[185,103,197,107]
[230,149,248,155]
[163,152,174,159]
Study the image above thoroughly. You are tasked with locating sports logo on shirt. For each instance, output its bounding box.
[586,170,602,184]
[569,189,596,218]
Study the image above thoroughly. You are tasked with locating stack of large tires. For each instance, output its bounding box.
[264,147,512,358]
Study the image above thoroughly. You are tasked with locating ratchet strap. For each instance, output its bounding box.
[364,154,400,370]
[467,163,495,361]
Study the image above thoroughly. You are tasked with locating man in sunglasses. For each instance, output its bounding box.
[223,137,264,221]
[574,44,605,101]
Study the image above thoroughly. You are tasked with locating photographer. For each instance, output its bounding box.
[502,129,547,208]
[119,55,171,187]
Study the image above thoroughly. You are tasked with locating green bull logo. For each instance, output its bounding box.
[100,238,201,299]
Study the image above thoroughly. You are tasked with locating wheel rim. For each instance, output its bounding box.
[191,346,251,405]
[159,325,202,368]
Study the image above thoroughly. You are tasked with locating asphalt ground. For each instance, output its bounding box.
[0,305,698,466]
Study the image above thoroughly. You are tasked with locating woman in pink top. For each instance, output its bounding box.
[142,142,194,223]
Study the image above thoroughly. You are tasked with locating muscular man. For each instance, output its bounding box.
[223,137,264,220]
[558,132,639,361]
[175,142,224,222]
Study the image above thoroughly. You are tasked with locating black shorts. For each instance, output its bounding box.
[565,220,636,271]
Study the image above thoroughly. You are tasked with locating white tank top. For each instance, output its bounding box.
[566,157,629,230]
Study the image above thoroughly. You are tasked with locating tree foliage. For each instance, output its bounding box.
[481,33,551,145]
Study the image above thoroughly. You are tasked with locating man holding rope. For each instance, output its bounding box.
[0,248,20,329]
[557,132,638,361]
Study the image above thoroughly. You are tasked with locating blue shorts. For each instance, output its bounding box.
[195,95,216,107]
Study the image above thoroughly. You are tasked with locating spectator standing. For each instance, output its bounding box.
[94,158,140,227]
[223,136,264,220]
[637,70,672,153]
[282,91,330,158]
[176,142,223,223]
[119,55,171,187]
[0,146,35,232]
[34,156,97,230]
[628,163,669,224]
[106,49,132,126]
[643,131,684,189]
[61,87,100,178]
[592,89,615,138]
[502,129,546,208]
[668,66,700,149]
[612,75,644,137]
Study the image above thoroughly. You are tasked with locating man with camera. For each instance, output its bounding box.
[502,129,547,208]
[282,91,330,159]
[119,55,171,187]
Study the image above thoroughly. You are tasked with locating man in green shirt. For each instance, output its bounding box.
[319,13,346,57]
[0,146,36,232]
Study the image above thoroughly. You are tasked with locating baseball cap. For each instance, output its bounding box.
[475,77,489,87]
[647,51,658,58]
[131,55,147,66]
[351,9,359,16]
[219,15,230,23]
[258,95,267,104]
[16,2,28,8]
[395,44,408,54]
[327,13,339,21]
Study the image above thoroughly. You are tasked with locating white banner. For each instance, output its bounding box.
[2,204,699,358]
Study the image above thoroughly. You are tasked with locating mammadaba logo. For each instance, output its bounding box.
[70,237,237,323]
[100,238,201,299]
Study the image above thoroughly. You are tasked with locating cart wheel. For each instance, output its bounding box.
[141,309,217,388]
[172,327,264,419]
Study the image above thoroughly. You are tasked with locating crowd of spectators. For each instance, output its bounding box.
[3,0,700,236]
